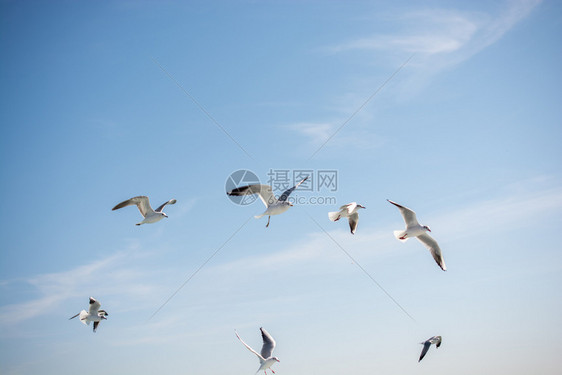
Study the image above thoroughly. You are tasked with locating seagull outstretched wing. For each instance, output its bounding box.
[112,196,154,217]
[278,176,308,202]
[387,199,419,227]
[235,330,265,363]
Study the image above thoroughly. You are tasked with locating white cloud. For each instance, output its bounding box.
[285,121,385,155]
[331,0,541,66]
[0,250,161,326]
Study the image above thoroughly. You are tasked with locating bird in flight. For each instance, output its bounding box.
[328,202,366,234]
[227,176,309,227]
[387,199,446,271]
[418,335,442,362]
[112,196,176,225]
[69,297,108,333]
[235,327,280,375]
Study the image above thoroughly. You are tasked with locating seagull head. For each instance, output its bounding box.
[357,204,366,209]
[423,225,431,232]
[162,213,169,218]
[272,357,280,362]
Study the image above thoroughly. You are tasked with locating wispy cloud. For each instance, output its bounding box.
[331,0,541,67]
[0,250,161,326]
[285,121,385,155]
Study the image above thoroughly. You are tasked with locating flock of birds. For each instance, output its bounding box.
[69,176,446,372]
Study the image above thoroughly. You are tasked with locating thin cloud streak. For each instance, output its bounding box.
[330,0,541,66]
[0,250,160,326]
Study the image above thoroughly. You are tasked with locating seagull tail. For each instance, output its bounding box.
[393,230,408,242]
[328,211,340,221]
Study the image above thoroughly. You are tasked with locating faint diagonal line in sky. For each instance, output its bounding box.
[151,57,253,160]
[148,216,253,321]
[305,211,416,323]
[308,53,415,160]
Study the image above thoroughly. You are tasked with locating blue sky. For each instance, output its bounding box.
[1,0,561,374]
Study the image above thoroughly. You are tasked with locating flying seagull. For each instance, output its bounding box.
[235,327,280,375]
[387,199,446,271]
[227,176,308,227]
[419,335,442,362]
[112,196,177,225]
[328,202,366,234]
[69,297,108,333]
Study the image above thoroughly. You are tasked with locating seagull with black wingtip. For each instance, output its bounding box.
[69,297,108,333]
[235,327,280,375]
[387,199,446,271]
[419,335,442,362]
[328,202,366,234]
[227,176,308,227]
[112,196,177,225]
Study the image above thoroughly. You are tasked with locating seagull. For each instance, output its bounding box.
[328,202,366,234]
[69,297,109,333]
[387,199,446,271]
[419,335,442,362]
[112,196,177,225]
[227,176,308,227]
[235,327,280,375]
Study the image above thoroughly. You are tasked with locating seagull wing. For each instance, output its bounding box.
[416,233,447,271]
[155,198,177,213]
[339,203,351,211]
[345,202,357,215]
[235,330,265,362]
[348,212,359,235]
[88,297,101,315]
[387,199,419,227]
[69,312,80,320]
[112,196,154,217]
[228,184,276,208]
[278,176,309,202]
[260,327,276,359]
[93,321,99,332]
[419,341,432,362]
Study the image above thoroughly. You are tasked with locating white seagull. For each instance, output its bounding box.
[235,327,280,375]
[69,297,108,333]
[419,335,442,362]
[112,196,177,225]
[227,176,308,227]
[328,202,366,234]
[387,199,446,271]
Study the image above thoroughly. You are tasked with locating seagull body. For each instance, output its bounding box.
[419,335,442,362]
[387,199,446,271]
[112,196,177,225]
[227,176,308,227]
[69,297,108,332]
[235,327,280,375]
[328,202,366,234]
